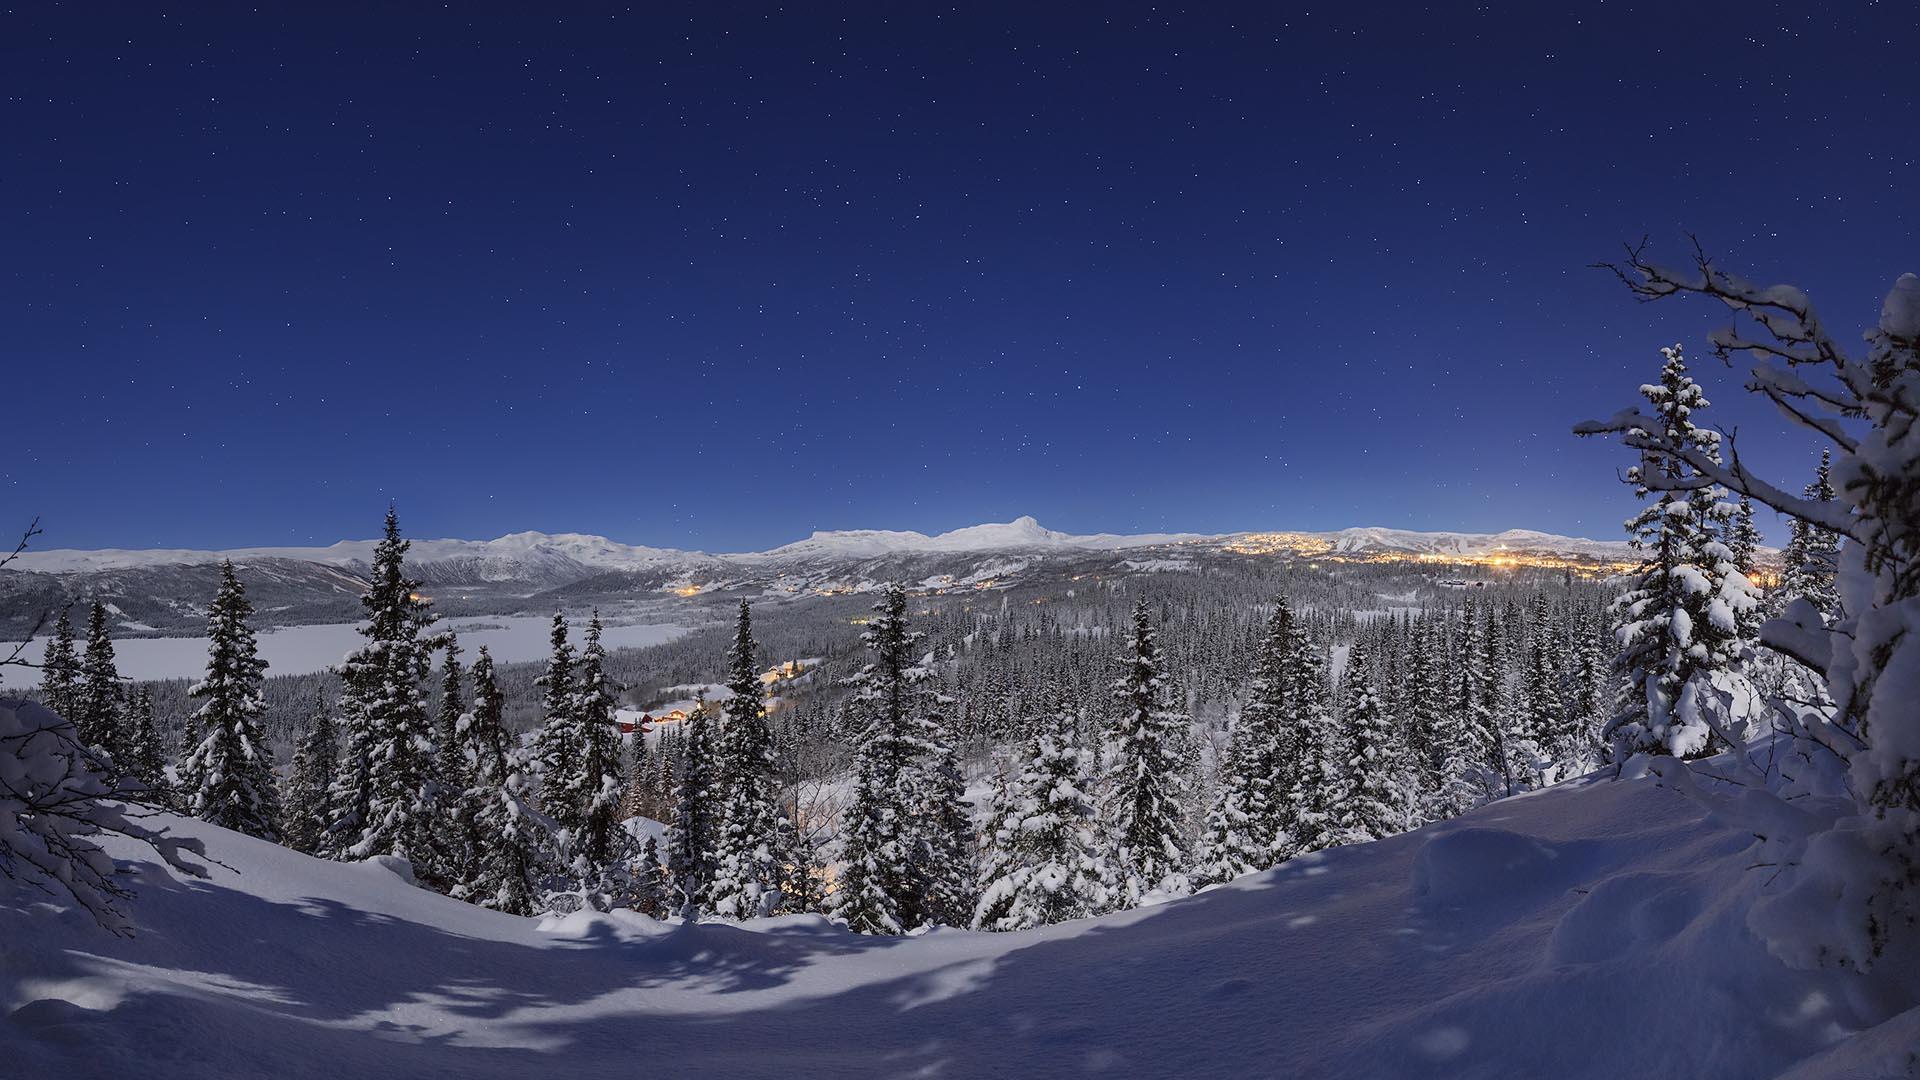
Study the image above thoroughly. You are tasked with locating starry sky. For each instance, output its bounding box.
[7,4,1916,553]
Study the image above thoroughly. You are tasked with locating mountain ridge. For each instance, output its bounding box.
[8,517,1640,574]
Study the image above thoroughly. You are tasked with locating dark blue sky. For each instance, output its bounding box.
[7,4,1915,552]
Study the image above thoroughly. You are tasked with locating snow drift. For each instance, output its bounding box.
[5,763,1917,1079]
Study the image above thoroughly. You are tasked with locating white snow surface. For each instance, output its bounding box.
[5,761,1915,1078]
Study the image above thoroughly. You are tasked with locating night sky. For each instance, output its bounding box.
[7,4,1915,553]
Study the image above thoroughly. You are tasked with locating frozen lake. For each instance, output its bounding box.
[3,615,688,688]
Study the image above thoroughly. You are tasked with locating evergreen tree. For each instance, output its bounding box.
[333,508,442,874]
[1395,614,1445,820]
[181,562,279,840]
[432,636,473,877]
[1203,600,1296,875]
[455,647,544,916]
[1281,628,1341,854]
[1519,593,1563,775]
[831,584,922,934]
[912,705,976,926]
[1775,449,1842,621]
[1332,643,1404,843]
[283,702,339,855]
[121,687,168,801]
[709,601,788,919]
[534,611,580,829]
[1729,496,1766,640]
[570,612,626,869]
[75,600,122,759]
[39,606,80,722]
[973,701,1112,930]
[1605,346,1760,758]
[665,699,719,919]
[1105,600,1190,902]
[630,833,671,918]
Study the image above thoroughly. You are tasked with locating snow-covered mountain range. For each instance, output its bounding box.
[0,517,1650,637]
[10,516,1627,575]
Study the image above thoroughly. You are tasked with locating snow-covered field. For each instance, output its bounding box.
[6,762,1916,1078]
[2,616,687,688]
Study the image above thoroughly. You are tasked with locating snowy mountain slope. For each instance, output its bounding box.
[9,518,1645,576]
[5,764,1914,1079]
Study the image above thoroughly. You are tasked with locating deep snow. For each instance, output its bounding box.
[5,766,1916,1079]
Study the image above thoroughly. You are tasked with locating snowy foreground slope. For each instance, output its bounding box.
[6,769,1917,1079]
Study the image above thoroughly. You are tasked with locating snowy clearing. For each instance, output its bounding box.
[4,760,1914,1079]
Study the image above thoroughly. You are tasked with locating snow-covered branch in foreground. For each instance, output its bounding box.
[1,697,209,934]
[1579,244,1920,971]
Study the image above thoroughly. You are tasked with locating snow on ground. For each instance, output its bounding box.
[2,616,687,688]
[5,764,1917,1079]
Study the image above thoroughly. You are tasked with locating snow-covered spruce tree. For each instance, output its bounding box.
[1476,604,1520,796]
[38,607,80,722]
[1332,642,1405,844]
[121,687,168,802]
[75,600,122,760]
[1196,704,1275,886]
[1775,449,1842,622]
[1105,599,1191,903]
[1397,613,1447,822]
[1519,593,1563,778]
[1198,600,1296,882]
[709,601,787,919]
[1729,496,1767,641]
[1580,248,1920,969]
[181,561,279,841]
[912,701,975,927]
[1593,344,1760,760]
[0,697,210,933]
[1281,624,1342,855]
[432,635,473,876]
[454,646,545,916]
[630,833,671,918]
[283,702,338,856]
[436,634,466,789]
[831,584,922,934]
[333,508,443,877]
[973,698,1113,930]
[534,611,579,832]
[569,612,626,870]
[665,699,718,919]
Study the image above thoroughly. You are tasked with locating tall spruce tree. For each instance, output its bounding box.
[39,606,80,722]
[912,703,975,927]
[973,699,1112,930]
[283,702,339,855]
[1200,600,1296,878]
[1332,642,1404,843]
[75,601,122,759]
[121,687,168,801]
[709,601,788,919]
[666,699,719,919]
[1775,450,1841,621]
[534,611,580,830]
[1604,345,1760,758]
[181,562,279,840]
[831,584,922,934]
[570,612,626,870]
[1281,627,1342,855]
[333,508,441,874]
[432,636,477,879]
[455,646,544,916]
[1105,600,1191,902]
